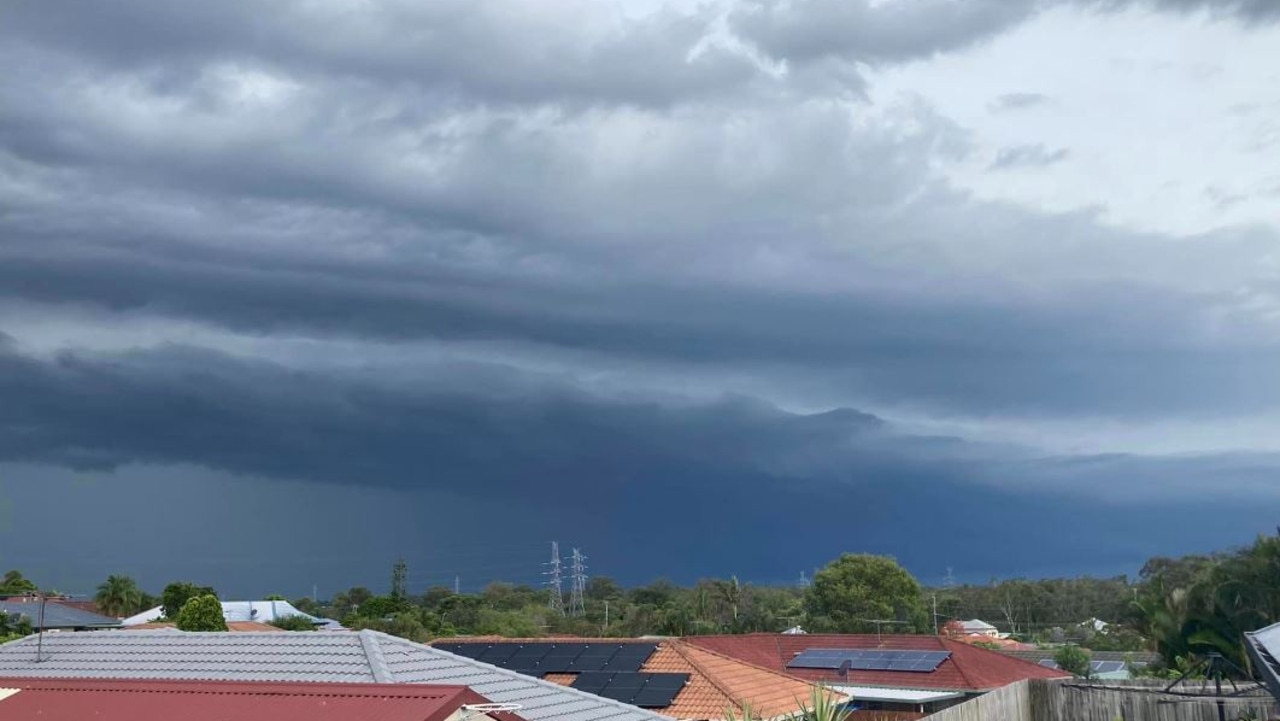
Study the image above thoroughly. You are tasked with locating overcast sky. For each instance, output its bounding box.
[2,0,1279,598]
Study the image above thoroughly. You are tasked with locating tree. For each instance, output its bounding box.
[95,575,147,617]
[0,570,37,596]
[391,559,408,602]
[804,554,928,633]
[0,611,32,643]
[176,595,228,632]
[265,594,287,601]
[1054,645,1092,677]
[161,582,217,619]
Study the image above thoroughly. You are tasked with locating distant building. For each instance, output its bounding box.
[120,600,341,629]
[683,633,1068,717]
[0,630,670,721]
[436,636,840,720]
[958,620,999,638]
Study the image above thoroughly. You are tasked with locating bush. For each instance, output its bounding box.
[176,594,228,632]
[269,614,318,631]
[1054,645,1092,677]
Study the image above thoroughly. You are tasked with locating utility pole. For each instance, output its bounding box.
[604,600,610,634]
[932,593,939,635]
[546,542,565,616]
[454,576,461,595]
[570,548,587,617]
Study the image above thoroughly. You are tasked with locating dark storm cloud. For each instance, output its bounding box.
[3,341,1278,509]
[989,143,1071,169]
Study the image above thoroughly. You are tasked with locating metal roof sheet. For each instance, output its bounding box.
[0,601,120,630]
[0,631,672,721]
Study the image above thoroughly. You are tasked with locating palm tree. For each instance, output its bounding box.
[95,575,145,618]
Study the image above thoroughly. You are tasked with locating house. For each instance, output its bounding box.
[997,649,1159,680]
[0,630,670,721]
[682,633,1069,717]
[957,620,999,638]
[435,637,840,720]
[0,600,120,631]
[120,600,340,629]
[0,677,525,721]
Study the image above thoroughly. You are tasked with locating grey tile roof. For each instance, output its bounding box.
[0,630,672,721]
[0,601,120,630]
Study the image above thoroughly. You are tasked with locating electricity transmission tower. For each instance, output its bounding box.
[546,542,565,616]
[569,548,587,617]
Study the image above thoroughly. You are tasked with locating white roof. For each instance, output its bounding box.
[828,685,966,703]
[960,619,997,631]
[121,601,327,626]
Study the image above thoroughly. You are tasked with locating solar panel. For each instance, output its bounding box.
[632,688,679,708]
[787,649,950,673]
[1039,659,1059,668]
[572,672,615,695]
[570,655,610,672]
[644,673,689,690]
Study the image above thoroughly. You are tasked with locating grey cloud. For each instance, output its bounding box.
[728,0,1040,65]
[728,0,1280,69]
[989,143,1071,169]
[0,0,759,109]
[988,92,1050,112]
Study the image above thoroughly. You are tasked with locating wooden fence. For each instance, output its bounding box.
[923,679,1278,721]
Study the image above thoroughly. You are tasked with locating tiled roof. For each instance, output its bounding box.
[0,677,511,721]
[0,631,673,721]
[0,601,120,630]
[681,634,1069,692]
[434,637,833,720]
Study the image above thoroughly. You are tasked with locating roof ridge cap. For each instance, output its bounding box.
[359,630,395,683]
[668,640,739,705]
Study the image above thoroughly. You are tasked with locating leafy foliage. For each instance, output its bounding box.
[805,554,928,633]
[1053,645,1092,677]
[0,610,33,643]
[269,614,318,631]
[176,594,228,632]
[0,570,37,596]
[95,575,148,617]
[162,582,218,620]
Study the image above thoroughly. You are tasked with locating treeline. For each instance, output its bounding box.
[4,532,1280,677]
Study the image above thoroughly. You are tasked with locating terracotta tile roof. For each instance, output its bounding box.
[120,621,285,632]
[0,677,517,721]
[681,634,1069,692]
[432,637,834,720]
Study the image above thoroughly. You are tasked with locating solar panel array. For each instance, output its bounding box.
[571,671,691,708]
[435,642,659,675]
[786,648,951,673]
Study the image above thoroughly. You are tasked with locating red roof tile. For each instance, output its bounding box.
[681,634,1069,692]
[0,678,518,721]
